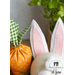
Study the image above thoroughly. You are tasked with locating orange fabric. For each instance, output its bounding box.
[10,44,32,75]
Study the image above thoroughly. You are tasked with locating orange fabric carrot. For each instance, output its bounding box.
[10,20,32,75]
[10,44,32,75]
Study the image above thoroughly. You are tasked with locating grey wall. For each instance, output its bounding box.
[10,0,48,39]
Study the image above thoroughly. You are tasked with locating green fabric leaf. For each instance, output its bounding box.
[18,24,31,45]
[10,20,19,47]
[10,20,31,47]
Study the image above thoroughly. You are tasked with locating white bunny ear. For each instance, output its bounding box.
[30,19,49,58]
[50,18,64,57]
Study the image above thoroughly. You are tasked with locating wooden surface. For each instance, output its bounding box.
[22,40,31,47]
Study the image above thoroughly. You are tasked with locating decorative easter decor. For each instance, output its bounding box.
[10,20,32,75]
[30,18,64,75]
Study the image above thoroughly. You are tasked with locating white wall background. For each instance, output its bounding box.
[10,0,48,39]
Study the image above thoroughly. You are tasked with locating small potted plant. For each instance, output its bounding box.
[28,0,64,50]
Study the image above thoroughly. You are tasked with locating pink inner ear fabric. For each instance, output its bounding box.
[53,23,64,56]
[33,26,45,57]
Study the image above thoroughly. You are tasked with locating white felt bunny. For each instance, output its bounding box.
[30,18,64,75]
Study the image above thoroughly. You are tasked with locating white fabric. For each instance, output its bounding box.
[38,70,50,75]
[50,18,64,58]
[45,56,57,71]
[30,19,49,58]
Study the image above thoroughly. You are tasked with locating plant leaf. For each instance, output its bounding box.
[51,8,59,21]
[60,0,64,3]
[37,1,41,5]
[44,14,50,19]
[44,8,48,14]
[58,11,64,17]
[57,5,64,17]
[41,0,46,6]
[28,1,35,6]
[52,15,59,21]
[48,0,60,9]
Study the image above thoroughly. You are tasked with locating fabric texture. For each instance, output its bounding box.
[10,20,31,47]
[38,70,50,75]
[10,20,19,47]
[10,44,32,75]
[33,26,45,57]
[30,19,49,58]
[50,17,64,57]
[53,23,64,56]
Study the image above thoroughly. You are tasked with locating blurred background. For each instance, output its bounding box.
[10,0,48,39]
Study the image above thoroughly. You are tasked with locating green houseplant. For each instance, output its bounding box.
[28,0,64,32]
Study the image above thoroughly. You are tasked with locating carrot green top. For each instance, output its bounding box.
[10,20,31,47]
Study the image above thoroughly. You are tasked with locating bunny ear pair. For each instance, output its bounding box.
[30,18,64,58]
